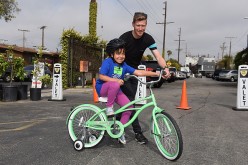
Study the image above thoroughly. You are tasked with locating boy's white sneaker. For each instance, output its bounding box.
[118,134,126,144]
[106,108,114,116]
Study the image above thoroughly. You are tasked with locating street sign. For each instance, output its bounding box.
[48,63,66,101]
[135,65,147,105]
[233,65,248,110]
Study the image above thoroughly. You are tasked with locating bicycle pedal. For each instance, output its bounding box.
[107,114,115,118]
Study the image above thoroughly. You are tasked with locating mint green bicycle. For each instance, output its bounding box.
[66,71,183,161]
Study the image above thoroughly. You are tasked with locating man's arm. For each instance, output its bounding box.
[151,49,170,77]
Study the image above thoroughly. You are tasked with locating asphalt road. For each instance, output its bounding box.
[0,77,247,165]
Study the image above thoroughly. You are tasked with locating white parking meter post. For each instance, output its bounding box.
[233,65,248,111]
[48,63,66,101]
[135,65,146,105]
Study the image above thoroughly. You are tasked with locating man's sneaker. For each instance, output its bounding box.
[118,134,126,144]
[106,108,114,116]
[135,133,148,144]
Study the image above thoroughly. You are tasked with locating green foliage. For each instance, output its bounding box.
[0,53,8,76]
[32,47,51,88]
[216,55,233,69]
[167,58,181,70]
[60,28,105,88]
[234,48,248,69]
[39,74,52,86]
[89,0,97,37]
[0,46,25,85]
[0,0,20,22]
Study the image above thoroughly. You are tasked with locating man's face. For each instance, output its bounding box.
[132,20,147,38]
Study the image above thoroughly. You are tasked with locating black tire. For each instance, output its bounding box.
[230,77,235,82]
[152,111,183,161]
[74,139,84,151]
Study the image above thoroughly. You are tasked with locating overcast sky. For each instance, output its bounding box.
[1,0,248,64]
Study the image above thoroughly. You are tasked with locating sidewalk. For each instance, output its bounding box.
[40,87,93,97]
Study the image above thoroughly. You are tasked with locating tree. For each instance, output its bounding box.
[89,0,97,38]
[234,47,248,69]
[216,55,233,69]
[167,50,172,58]
[0,0,20,22]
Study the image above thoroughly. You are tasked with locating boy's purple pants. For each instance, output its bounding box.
[100,81,133,124]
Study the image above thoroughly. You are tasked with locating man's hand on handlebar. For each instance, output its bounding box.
[162,68,170,79]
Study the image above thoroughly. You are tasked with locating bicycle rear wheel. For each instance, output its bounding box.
[152,111,183,160]
[67,105,106,148]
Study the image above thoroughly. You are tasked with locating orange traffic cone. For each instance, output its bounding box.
[92,78,99,103]
[176,80,191,110]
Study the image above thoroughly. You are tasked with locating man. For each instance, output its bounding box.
[119,12,170,144]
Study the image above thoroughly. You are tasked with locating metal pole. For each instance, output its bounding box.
[177,28,181,63]
[18,29,30,48]
[40,26,47,49]
[162,1,167,59]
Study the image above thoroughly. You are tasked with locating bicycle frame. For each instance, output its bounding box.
[82,85,165,138]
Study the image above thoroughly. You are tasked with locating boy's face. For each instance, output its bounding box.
[112,48,125,64]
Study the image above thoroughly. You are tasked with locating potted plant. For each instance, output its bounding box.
[1,46,25,101]
[30,47,45,101]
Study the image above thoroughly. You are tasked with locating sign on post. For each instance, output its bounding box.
[135,65,147,105]
[233,65,248,111]
[80,61,88,88]
[48,63,66,101]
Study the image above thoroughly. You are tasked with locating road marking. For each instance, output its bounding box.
[0,120,44,132]
[0,116,62,132]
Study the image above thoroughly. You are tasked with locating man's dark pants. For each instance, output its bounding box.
[118,77,142,133]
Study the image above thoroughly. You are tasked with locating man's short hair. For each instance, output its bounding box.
[133,12,147,23]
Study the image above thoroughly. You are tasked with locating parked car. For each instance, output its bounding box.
[141,61,165,88]
[24,65,52,81]
[176,71,186,80]
[0,67,12,82]
[212,69,223,80]
[167,67,176,82]
[181,71,191,78]
[195,72,202,78]
[218,70,238,82]
[205,73,213,78]
[0,67,23,82]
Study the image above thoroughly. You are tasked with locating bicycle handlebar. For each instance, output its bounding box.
[124,70,165,86]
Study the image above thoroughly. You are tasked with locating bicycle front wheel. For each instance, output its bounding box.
[152,111,183,161]
[67,105,106,148]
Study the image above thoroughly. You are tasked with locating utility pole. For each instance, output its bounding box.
[40,26,47,49]
[174,27,185,64]
[156,1,174,59]
[225,37,236,57]
[18,29,30,48]
[220,42,226,59]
